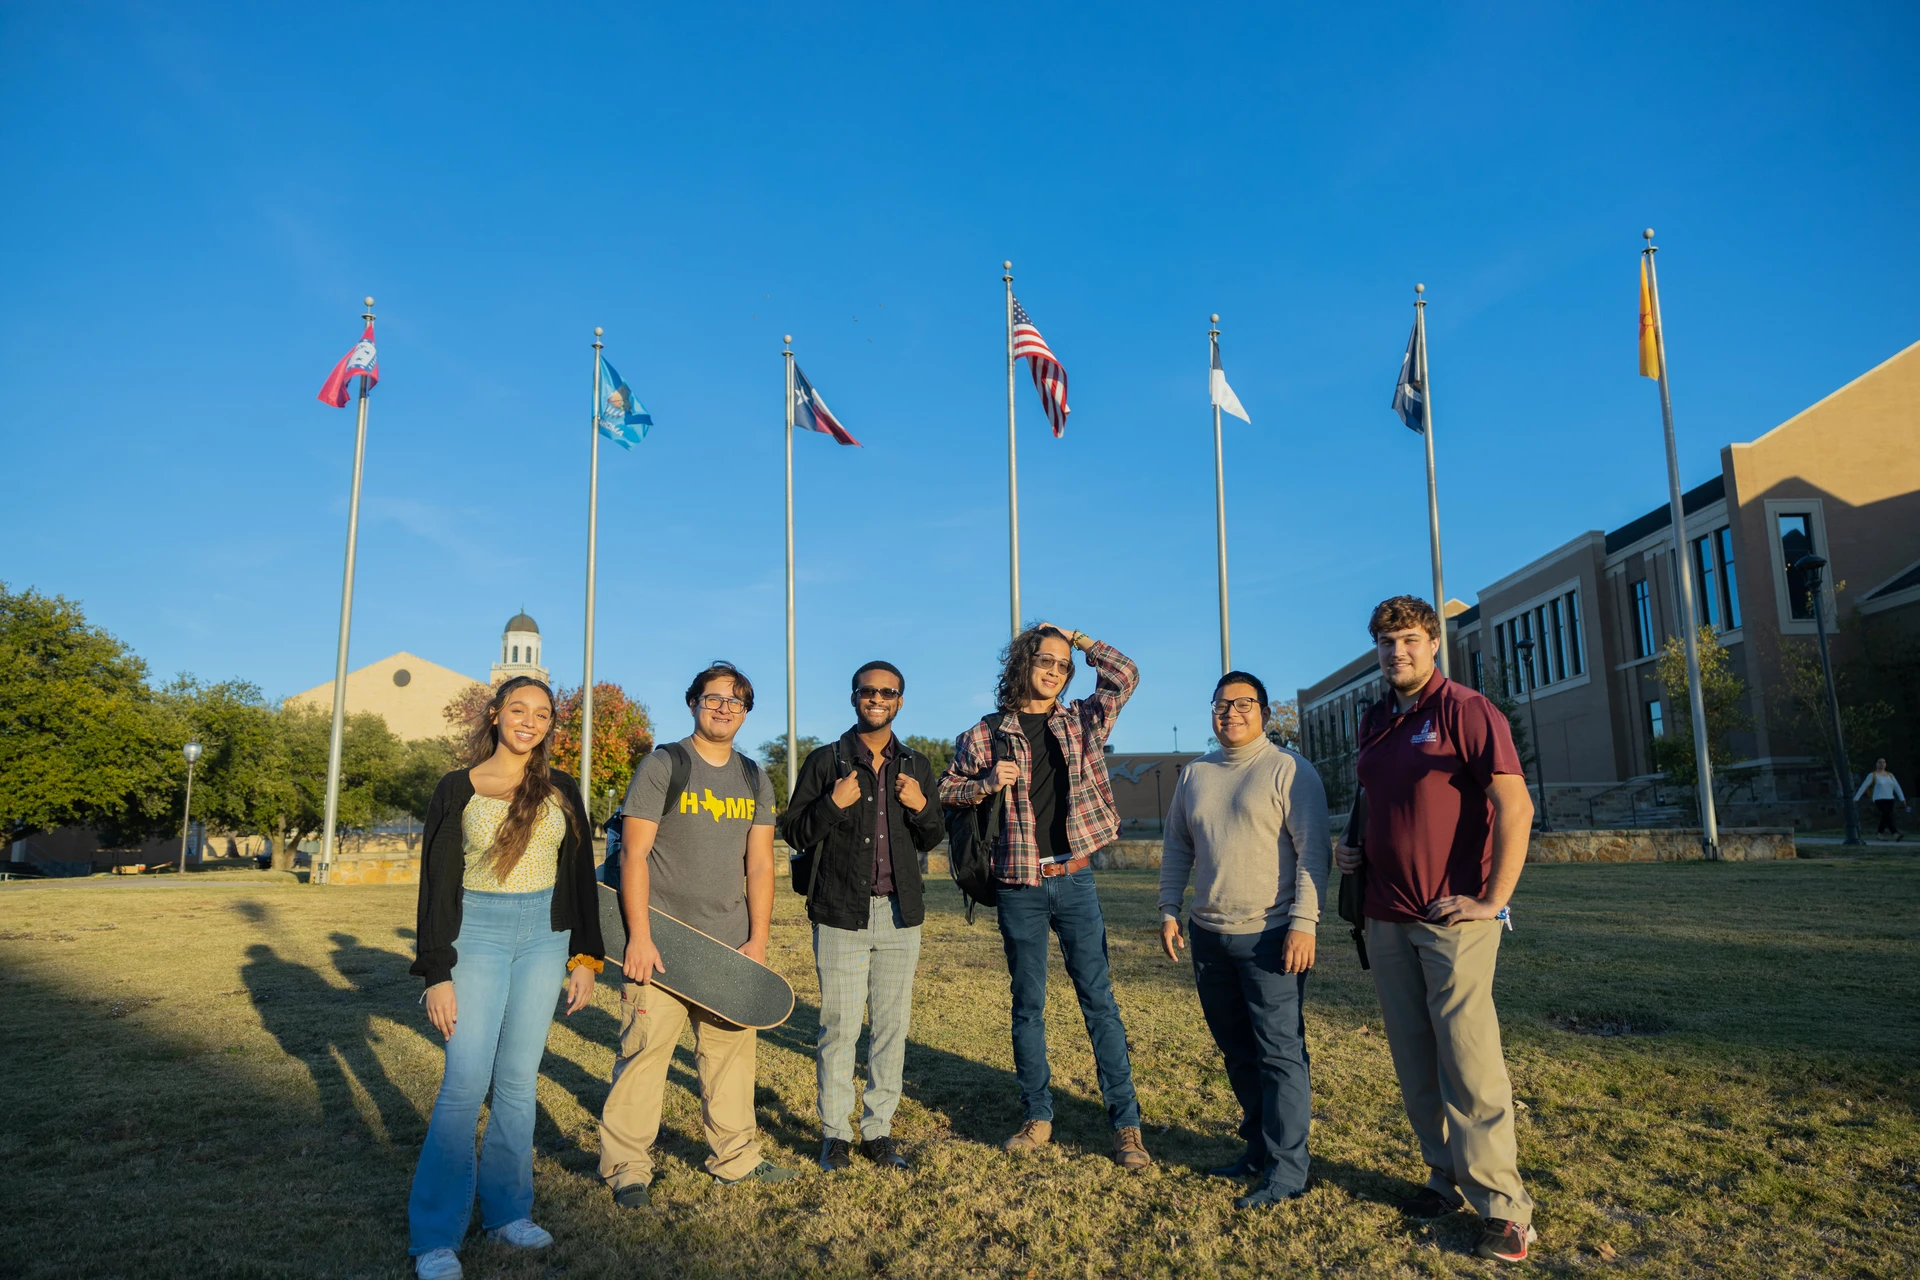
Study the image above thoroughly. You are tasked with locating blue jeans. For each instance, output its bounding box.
[408,888,568,1255]
[1190,923,1313,1192]
[995,866,1140,1130]
[814,895,922,1142]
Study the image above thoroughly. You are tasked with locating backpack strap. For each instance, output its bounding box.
[657,742,692,819]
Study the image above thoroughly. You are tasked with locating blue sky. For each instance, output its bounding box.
[4,2,1916,755]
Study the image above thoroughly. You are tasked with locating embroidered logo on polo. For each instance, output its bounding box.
[677,789,757,822]
[1409,720,1439,744]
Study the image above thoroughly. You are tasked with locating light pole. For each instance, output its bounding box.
[1512,639,1550,830]
[1793,555,1862,845]
[179,740,203,874]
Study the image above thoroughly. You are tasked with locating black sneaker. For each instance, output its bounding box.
[611,1182,651,1209]
[819,1138,853,1172]
[1396,1187,1466,1219]
[715,1160,801,1187]
[860,1136,911,1170]
[1233,1173,1307,1211]
[1207,1148,1267,1179]
[1474,1218,1538,1262]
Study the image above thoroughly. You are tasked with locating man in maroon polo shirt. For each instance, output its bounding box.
[1334,595,1537,1264]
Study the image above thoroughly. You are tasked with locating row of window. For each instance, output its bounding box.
[1490,589,1584,697]
[1692,526,1743,632]
[504,642,540,664]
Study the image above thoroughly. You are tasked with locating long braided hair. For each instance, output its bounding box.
[461,676,579,880]
[995,625,1075,713]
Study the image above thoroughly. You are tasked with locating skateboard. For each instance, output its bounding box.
[596,883,795,1030]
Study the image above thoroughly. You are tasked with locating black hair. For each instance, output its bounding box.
[851,660,905,693]
[686,660,755,711]
[995,625,1075,713]
[1214,670,1271,712]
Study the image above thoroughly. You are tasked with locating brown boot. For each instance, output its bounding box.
[1003,1119,1052,1153]
[1113,1126,1152,1171]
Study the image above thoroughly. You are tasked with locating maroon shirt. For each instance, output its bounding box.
[857,735,898,897]
[1354,674,1523,923]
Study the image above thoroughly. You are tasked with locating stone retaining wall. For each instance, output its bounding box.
[1525,827,1795,863]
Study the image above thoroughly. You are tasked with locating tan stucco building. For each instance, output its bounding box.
[1300,337,1920,826]
[290,651,485,742]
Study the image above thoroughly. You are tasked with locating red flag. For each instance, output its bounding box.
[318,324,379,408]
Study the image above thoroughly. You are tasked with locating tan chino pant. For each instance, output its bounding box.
[598,982,762,1187]
[1366,917,1532,1225]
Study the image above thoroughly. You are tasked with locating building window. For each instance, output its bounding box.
[1632,579,1656,658]
[1646,700,1664,754]
[1566,591,1584,675]
[1717,526,1742,629]
[1471,649,1485,691]
[1549,599,1568,683]
[512,645,519,662]
[1779,513,1817,620]
[1694,535,1719,629]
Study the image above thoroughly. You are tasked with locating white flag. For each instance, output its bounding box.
[1210,335,1250,423]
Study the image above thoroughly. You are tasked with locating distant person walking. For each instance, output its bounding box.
[1333,596,1538,1265]
[1854,759,1908,840]
[938,624,1152,1171]
[599,662,796,1205]
[1159,670,1330,1210]
[781,661,947,1172]
[407,677,604,1280]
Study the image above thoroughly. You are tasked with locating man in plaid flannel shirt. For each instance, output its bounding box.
[938,623,1151,1170]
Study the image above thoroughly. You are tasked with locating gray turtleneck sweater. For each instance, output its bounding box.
[1158,736,1330,935]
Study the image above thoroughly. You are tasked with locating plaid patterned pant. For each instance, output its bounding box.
[813,896,922,1142]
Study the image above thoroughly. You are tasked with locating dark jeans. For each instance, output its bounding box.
[995,866,1141,1129]
[1191,922,1312,1192]
[1875,798,1900,836]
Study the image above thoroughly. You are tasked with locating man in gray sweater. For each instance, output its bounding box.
[1159,670,1330,1209]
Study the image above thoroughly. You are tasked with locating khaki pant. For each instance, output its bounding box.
[1366,917,1532,1224]
[597,982,761,1187]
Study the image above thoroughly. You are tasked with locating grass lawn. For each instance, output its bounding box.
[2,853,1917,1278]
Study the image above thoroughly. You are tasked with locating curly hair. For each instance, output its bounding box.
[1368,595,1442,642]
[995,625,1075,712]
[460,676,579,881]
[686,661,754,711]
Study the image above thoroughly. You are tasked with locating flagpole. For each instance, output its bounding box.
[1004,260,1021,640]
[581,327,604,824]
[1643,229,1720,859]
[318,296,375,884]
[784,336,798,803]
[1209,315,1230,673]
[1415,284,1450,678]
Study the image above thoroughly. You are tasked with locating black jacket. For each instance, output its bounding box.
[780,728,946,931]
[411,768,606,987]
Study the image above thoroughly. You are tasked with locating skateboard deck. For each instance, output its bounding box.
[597,883,795,1030]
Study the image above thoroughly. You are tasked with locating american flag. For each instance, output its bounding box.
[1011,296,1070,437]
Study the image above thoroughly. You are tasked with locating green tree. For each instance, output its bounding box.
[1265,698,1300,750]
[381,736,456,850]
[1481,657,1536,777]
[757,736,822,812]
[1651,625,1753,801]
[551,682,655,823]
[158,678,288,847]
[0,584,174,842]
[902,734,955,780]
[257,704,404,869]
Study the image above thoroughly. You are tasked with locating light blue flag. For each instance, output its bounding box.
[597,356,653,449]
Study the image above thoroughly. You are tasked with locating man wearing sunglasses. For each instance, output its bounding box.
[599,662,795,1207]
[781,662,946,1173]
[1159,671,1329,1209]
[939,623,1150,1170]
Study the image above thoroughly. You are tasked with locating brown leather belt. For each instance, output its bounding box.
[1038,855,1091,878]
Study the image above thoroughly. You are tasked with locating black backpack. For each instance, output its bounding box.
[943,717,1011,923]
[786,741,848,898]
[602,742,764,887]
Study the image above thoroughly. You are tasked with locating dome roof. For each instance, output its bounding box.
[505,612,539,635]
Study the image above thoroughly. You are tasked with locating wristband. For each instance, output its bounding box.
[567,953,605,973]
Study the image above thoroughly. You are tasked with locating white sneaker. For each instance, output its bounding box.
[487,1219,554,1250]
[414,1249,462,1280]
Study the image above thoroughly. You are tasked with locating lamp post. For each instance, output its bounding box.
[179,740,203,874]
[1793,555,1861,846]
[1512,639,1550,830]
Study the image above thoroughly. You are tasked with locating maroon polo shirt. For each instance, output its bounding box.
[1354,673,1524,923]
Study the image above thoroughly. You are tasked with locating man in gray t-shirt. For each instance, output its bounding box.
[598,662,796,1201]
[621,734,775,947]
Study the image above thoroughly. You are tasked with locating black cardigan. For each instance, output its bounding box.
[411,767,606,987]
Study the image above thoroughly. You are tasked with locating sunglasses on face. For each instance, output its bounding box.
[855,686,902,701]
[1211,698,1263,717]
[1031,655,1073,674]
[696,694,747,712]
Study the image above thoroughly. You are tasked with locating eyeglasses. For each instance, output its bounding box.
[1211,697,1264,717]
[1031,655,1074,674]
[855,686,902,701]
[696,694,747,712]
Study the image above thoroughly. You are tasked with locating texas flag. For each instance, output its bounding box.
[793,364,861,446]
[318,324,379,407]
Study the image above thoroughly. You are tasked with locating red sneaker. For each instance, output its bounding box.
[1473,1218,1538,1262]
